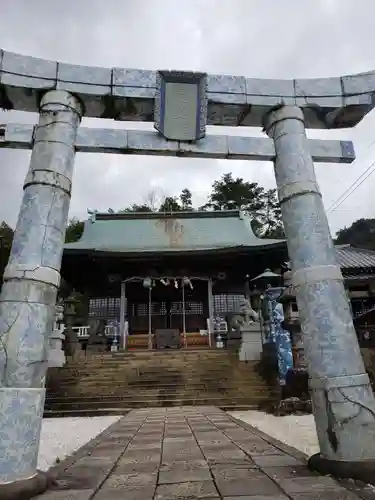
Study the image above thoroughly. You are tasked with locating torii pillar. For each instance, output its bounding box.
[264,105,375,478]
[0,90,82,498]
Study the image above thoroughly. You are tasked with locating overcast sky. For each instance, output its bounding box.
[0,0,374,235]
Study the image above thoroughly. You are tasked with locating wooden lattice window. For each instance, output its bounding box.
[136,303,148,316]
[152,302,167,314]
[213,294,244,316]
[88,298,106,317]
[88,297,120,318]
[132,302,167,316]
[170,301,204,315]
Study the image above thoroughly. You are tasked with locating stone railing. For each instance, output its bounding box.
[60,325,115,338]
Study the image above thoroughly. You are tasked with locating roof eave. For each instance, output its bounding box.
[63,241,287,258]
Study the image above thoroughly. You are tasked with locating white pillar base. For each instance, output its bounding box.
[0,388,45,484]
[239,324,262,361]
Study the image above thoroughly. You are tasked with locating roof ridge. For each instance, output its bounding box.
[93,210,243,221]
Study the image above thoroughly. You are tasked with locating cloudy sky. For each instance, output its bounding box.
[0,0,374,235]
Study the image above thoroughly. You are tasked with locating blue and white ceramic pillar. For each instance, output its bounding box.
[0,90,82,485]
[264,105,375,461]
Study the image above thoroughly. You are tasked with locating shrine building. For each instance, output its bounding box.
[61,210,375,350]
[62,210,286,348]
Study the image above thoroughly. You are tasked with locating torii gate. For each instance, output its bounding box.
[0,49,375,496]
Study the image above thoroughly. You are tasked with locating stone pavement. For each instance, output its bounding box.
[37,406,375,500]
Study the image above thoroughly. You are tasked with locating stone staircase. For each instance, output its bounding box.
[45,349,278,417]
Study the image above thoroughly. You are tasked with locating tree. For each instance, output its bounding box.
[159,196,182,213]
[203,173,263,211]
[119,204,153,213]
[0,222,14,291]
[255,188,284,238]
[179,188,193,210]
[202,173,283,237]
[119,189,193,214]
[119,188,165,213]
[65,218,84,243]
[335,218,375,250]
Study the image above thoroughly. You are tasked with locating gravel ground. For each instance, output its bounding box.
[229,410,320,456]
[37,416,121,471]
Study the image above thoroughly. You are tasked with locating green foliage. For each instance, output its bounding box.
[335,218,375,250]
[201,173,283,238]
[0,222,13,252]
[118,204,153,213]
[0,222,14,290]
[114,177,282,238]
[159,196,182,213]
[203,173,265,211]
[179,188,193,210]
[65,218,84,243]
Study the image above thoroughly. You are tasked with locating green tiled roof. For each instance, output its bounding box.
[64,210,284,254]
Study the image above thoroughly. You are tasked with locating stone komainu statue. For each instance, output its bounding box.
[227,298,259,351]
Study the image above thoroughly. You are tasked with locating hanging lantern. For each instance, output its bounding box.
[143,277,152,289]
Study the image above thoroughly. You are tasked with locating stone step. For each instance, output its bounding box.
[46,388,275,402]
[62,359,255,368]
[51,383,269,393]
[70,349,233,356]
[43,404,261,418]
[54,365,262,374]
[53,370,262,382]
[43,408,132,418]
[46,350,276,416]
[47,382,273,393]
[51,370,262,382]
[65,354,238,364]
[45,396,269,411]
[48,387,271,396]
[57,364,242,377]
[71,354,233,361]
[56,373,259,381]
[58,364,252,373]
[58,360,257,366]
[45,387,275,399]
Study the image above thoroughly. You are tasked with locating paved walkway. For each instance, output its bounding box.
[39,407,375,500]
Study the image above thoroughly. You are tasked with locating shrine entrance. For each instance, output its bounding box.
[130,300,206,334]
[123,276,212,349]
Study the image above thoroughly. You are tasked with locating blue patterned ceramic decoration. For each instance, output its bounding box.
[263,287,293,385]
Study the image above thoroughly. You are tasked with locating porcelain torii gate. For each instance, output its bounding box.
[1,49,375,495]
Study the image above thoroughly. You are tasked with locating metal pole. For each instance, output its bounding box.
[0,90,82,490]
[119,281,126,350]
[207,278,213,348]
[182,281,187,348]
[264,105,375,463]
[148,285,152,350]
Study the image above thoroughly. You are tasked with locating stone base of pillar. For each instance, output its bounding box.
[48,330,66,368]
[308,453,375,486]
[239,324,262,361]
[0,470,56,500]
[0,388,45,484]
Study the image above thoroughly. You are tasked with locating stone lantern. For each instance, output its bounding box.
[62,294,81,359]
[279,271,308,370]
[47,302,66,368]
